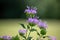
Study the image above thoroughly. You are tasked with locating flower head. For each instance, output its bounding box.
[1,36,12,40]
[33,18,39,24]
[27,18,33,23]
[27,18,39,24]
[24,6,37,14]
[48,36,56,40]
[38,20,47,29]
[18,29,27,34]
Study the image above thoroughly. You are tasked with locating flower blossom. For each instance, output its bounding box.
[18,29,27,34]
[38,20,47,29]
[24,6,37,14]
[27,18,39,24]
[0,36,12,40]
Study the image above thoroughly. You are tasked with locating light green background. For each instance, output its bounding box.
[0,19,60,40]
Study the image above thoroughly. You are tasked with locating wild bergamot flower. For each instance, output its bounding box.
[24,6,37,14]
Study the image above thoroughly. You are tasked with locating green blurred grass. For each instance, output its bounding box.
[0,19,60,40]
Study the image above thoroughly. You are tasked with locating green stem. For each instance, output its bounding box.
[38,31,43,40]
[26,31,27,40]
[25,26,28,40]
[28,31,31,37]
[40,35,44,40]
[28,26,32,38]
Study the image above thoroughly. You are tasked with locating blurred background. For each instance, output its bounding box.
[0,0,60,40]
[0,0,60,19]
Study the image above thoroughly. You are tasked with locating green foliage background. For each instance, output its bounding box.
[0,0,60,19]
[26,0,60,19]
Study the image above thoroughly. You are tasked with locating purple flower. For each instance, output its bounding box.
[31,9,37,14]
[27,18,33,23]
[48,36,56,40]
[18,29,27,34]
[33,18,39,24]
[27,18,39,24]
[24,6,37,14]
[25,9,31,14]
[38,20,47,29]
[1,36,12,40]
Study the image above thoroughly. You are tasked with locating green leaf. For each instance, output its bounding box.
[40,27,46,30]
[19,33,26,39]
[27,25,30,29]
[27,37,32,40]
[21,36,26,39]
[19,33,24,36]
[30,28,37,32]
[43,36,46,38]
[11,35,20,40]
[42,36,47,38]
[29,23,35,27]
[37,32,40,36]
[20,24,26,29]
[26,13,30,18]
[40,29,47,35]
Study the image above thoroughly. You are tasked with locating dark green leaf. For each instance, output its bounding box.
[30,28,37,32]
[29,23,35,26]
[21,36,26,39]
[26,13,30,18]
[11,35,20,40]
[27,25,30,29]
[27,37,32,40]
[19,33,24,36]
[43,36,46,38]
[43,36,48,38]
[37,32,40,36]
[19,33,26,39]
[40,27,46,30]
[20,24,26,29]
[40,29,47,35]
